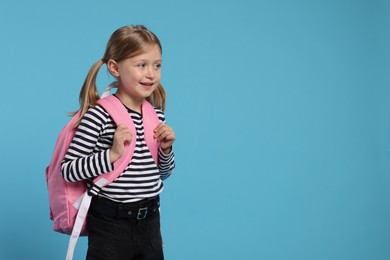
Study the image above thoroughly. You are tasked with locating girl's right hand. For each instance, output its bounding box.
[109,124,133,163]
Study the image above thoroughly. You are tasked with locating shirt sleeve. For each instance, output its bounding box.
[61,106,114,182]
[158,148,175,180]
[155,108,176,180]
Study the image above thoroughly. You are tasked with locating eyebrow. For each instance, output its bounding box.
[133,59,162,63]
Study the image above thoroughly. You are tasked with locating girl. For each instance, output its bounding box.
[61,25,175,260]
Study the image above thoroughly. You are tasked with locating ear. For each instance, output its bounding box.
[107,59,120,77]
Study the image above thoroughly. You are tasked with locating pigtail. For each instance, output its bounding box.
[147,83,166,111]
[75,59,104,125]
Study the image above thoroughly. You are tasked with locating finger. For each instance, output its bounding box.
[122,132,133,143]
[155,127,171,140]
[159,125,171,135]
[157,130,169,141]
[160,136,175,150]
[164,134,175,143]
[154,122,167,133]
[117,124,128,130]
[115,130,132,143]
[160,131,176,144]
[116,124,131,134]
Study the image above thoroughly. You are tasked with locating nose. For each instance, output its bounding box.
[145,67,155,79]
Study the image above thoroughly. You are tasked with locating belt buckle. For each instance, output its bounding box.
[137,207,148,220]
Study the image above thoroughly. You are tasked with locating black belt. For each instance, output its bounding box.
[90,196,160,220]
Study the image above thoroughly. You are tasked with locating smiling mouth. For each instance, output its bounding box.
[141,82,154,86]
[140,82,155,90]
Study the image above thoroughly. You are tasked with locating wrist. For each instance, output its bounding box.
[161,146,172,155]
[109,149,120,163]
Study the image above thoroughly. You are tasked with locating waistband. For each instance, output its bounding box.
[90,196,160,220]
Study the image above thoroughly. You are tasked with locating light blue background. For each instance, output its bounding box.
[0,0,389,259]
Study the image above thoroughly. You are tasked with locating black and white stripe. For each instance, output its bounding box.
[61,104,175,203]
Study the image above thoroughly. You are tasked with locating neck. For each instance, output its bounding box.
[115,92,143,113]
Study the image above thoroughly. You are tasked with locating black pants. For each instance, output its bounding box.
[86,197,164,260]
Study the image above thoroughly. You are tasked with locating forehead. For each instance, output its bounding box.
[133,44,161,60]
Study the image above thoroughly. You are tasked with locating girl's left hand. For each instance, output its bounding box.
[154,122,176,153]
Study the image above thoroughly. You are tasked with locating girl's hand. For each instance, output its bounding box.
[109,124,133,163]
[154,122,176,154]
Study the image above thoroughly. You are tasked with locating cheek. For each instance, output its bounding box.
[123,71,142,83]
[156,71,162,81]
[119,75,139,88]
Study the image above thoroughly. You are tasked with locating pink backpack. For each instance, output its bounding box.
[45,89,160,259]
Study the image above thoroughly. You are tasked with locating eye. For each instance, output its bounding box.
[153,63,162,70]
[137,63,146,69]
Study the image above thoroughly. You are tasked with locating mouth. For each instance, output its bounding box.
[140,82,155,87]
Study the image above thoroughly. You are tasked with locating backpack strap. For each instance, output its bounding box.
[94,95,137,185]
[140,99,160,164]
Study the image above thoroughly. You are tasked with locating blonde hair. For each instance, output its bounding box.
[76,25,166,123]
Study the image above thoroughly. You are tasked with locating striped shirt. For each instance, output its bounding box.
[61,103,175,203]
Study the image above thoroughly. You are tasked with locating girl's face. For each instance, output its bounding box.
[111,44,162,110]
